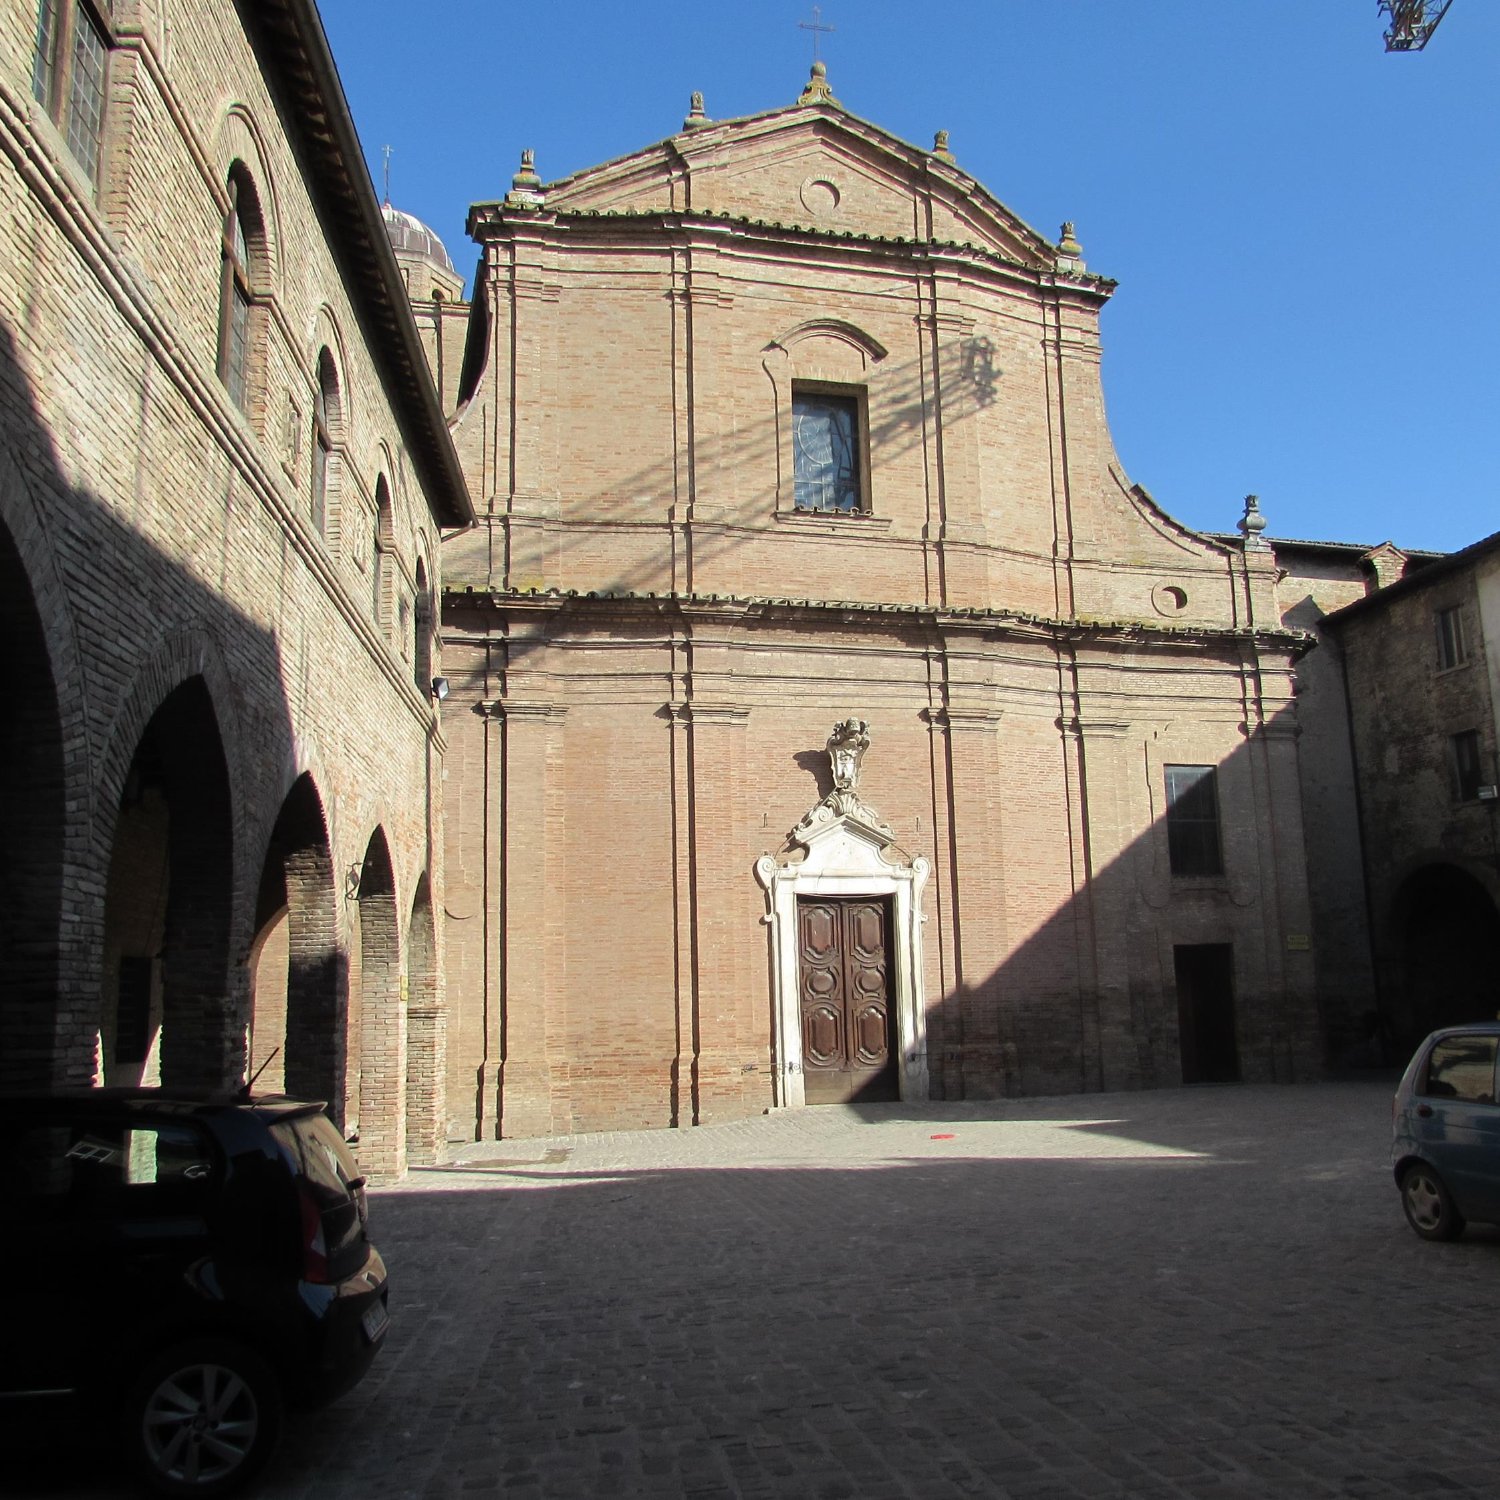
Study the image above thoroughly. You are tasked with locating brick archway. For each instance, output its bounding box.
[405,873,443,1164]
[0,517,65,1086]
[100,677,234,1088]
[253,774,344,1117]
[356,828,403,1175]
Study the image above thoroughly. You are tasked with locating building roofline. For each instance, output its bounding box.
[1206,531,1446,560]
[533,97,1058,262]
[1322,527,1500,629]
[243,0,474,529]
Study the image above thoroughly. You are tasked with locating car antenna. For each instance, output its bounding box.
[240,1047,280,1099]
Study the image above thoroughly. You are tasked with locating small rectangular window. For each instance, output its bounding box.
[1452,729,1483,801]
[793,388,865,514]
[31,0,110,183]
[1436,606,1466,671]
[1165,764,1223,877]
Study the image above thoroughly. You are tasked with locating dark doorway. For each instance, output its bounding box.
[1391,863,1500,1057]
[797,895,897,1104]
[1175,943,1240,1084]
[101,678,234,1088]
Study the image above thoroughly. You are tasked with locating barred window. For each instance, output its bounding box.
[1165,765,1223,877]
[32,0,110,183]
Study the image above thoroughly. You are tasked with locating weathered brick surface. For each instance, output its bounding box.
[1328,543,1500,1055]
[0,0,457,1175]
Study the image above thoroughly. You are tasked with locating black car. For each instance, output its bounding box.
[0,1090,389,1496]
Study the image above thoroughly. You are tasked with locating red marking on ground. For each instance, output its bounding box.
[930,1133,956,1140]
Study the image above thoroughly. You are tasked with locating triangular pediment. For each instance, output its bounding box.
[545,95,1056,268]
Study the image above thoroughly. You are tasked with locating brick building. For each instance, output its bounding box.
[433,68,1366,1141]
[0,0,473,1174]
[1323,532,1500,1058]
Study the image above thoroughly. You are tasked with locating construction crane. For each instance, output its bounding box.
[1379,0,1453,51]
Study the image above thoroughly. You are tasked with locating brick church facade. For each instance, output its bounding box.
[433,67,1360,1140]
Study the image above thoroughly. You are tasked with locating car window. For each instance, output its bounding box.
[1423,1035,1499,1104]
[4,1120,214,1212]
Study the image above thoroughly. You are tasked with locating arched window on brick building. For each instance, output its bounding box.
[372,476,393,633]
[310,348,341,538]
[413,557,432,691]
[217,166,263,413]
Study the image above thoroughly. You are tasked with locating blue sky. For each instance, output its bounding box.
[320,1,1498,554]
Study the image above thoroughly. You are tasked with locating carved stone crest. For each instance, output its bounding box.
[789,716,892,843]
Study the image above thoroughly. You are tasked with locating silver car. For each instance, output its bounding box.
[1392,1022,1500,1241]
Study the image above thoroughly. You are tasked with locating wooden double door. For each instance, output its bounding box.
[797,895,898,1104]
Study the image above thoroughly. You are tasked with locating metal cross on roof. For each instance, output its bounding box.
[798,5,834,64]
[381,144,393,206]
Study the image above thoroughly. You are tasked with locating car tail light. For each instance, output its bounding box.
[297,1183,331,1283]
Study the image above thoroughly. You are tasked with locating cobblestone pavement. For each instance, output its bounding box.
[12,1080,1500,1499]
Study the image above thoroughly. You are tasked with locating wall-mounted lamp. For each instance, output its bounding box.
[430,676,450,701]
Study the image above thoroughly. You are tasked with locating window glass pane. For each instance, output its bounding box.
[1436,607,1465,670]
[1424,1035,1498,1104]
[65,2,107,182]
[311,432,329,533]
[32,0,61,110]
[1165,764,1222,877]
[226,283,250,409]
[793,394,861,513]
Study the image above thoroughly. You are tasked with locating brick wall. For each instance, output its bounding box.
[0,0,455,1175]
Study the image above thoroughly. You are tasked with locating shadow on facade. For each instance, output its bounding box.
[0,314,343,1097]
[783,711,1352,1111]
[461,331,1008,612]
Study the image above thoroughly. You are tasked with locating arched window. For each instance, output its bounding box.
[311,348,339,536]
[413,558,433,689]
[372,477,392,629]
[217,168,260,410]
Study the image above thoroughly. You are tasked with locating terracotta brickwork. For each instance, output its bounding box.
[438,76,1347,1140]
[0,0,470,1177]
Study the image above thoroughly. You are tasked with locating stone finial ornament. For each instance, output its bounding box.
[798,59,842,108]
[827,717,870,792]
[1058,221,1082,257]
[506,149,545,209]
[931,129,955,163]
[1238,493,1268,546]
[683,91,711,130]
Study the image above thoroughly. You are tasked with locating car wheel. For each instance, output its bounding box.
[125,1339,283,1498]
[1400,1162,1466,1242]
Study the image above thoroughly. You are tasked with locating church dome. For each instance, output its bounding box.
[382,203,455,274]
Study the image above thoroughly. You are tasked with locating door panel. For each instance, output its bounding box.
[798,896,897,1104]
